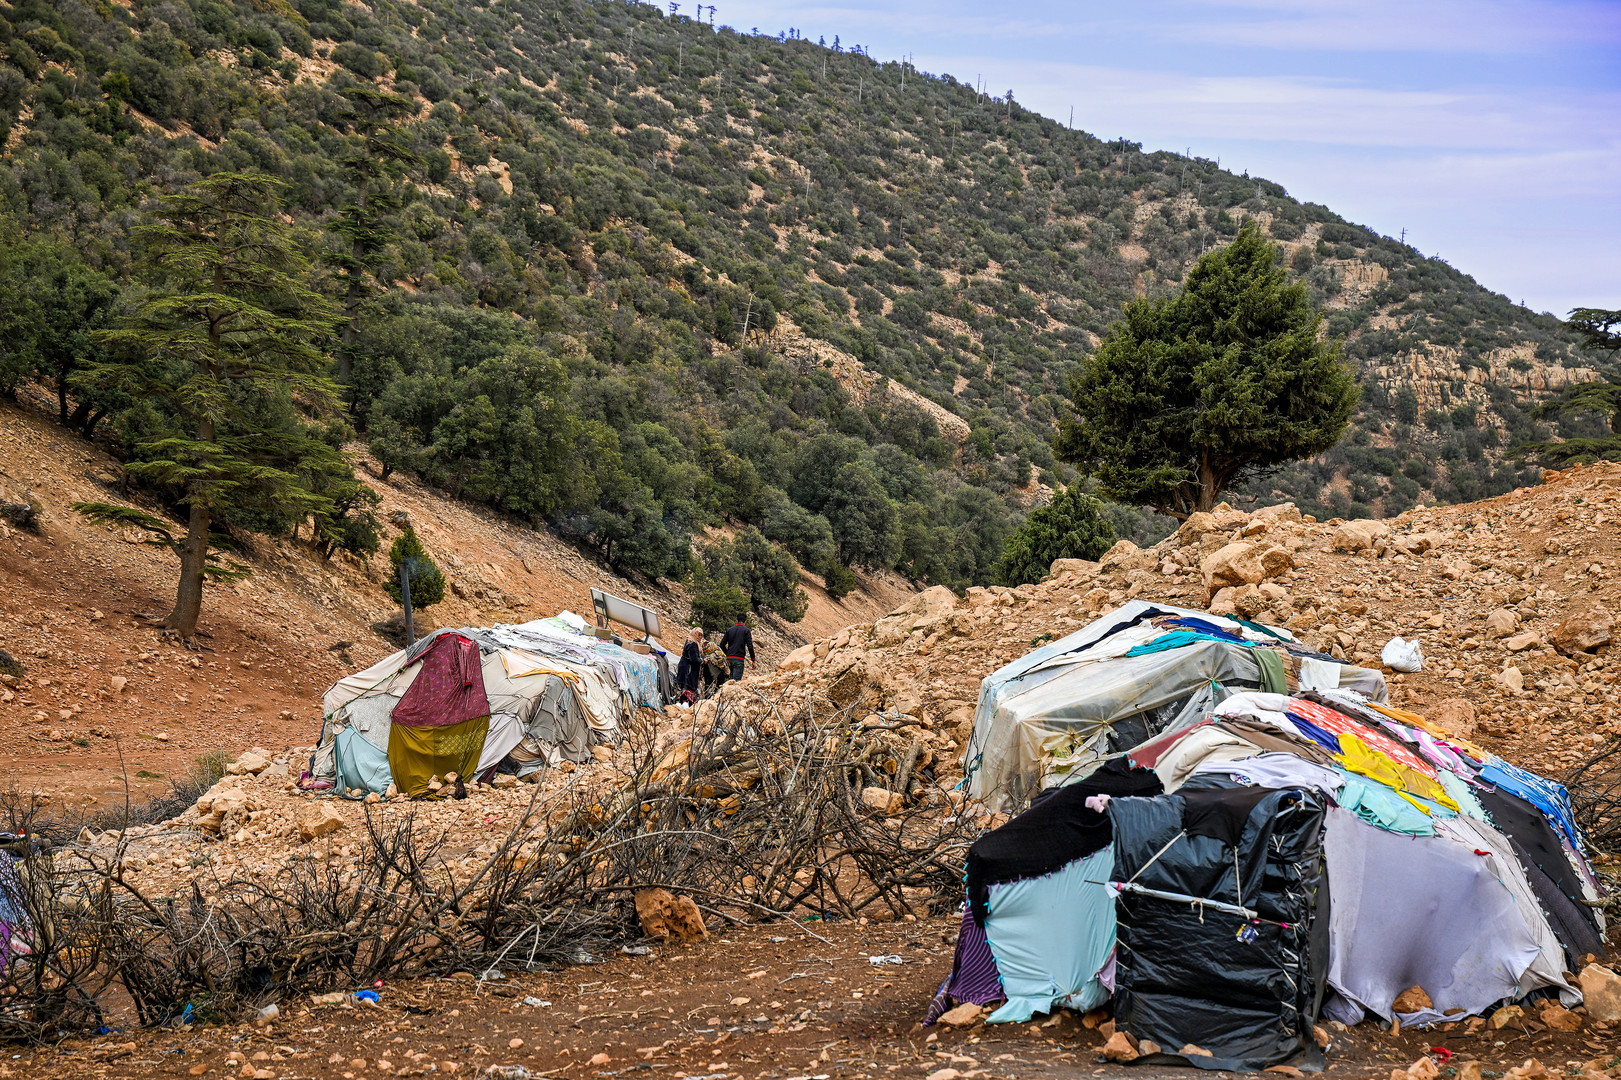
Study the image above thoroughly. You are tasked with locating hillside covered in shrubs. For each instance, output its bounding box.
[0,0,1608,603]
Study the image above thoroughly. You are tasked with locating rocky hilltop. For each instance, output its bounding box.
[741,462,1621,792]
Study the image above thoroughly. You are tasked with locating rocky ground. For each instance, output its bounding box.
[8,917,1618,1080]
[750,460,1621,794]
[0,393,911,807]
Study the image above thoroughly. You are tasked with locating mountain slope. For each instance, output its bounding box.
[0,0,1609,593]
[0,390,911,803]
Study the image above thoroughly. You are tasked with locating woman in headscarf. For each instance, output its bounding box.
[676,627,703,703]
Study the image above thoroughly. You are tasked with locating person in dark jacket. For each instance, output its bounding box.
[721,614,755,682]
[675,627,703,702]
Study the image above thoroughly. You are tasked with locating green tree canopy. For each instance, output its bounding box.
[993,486,1118,586]
[1054,224,1357,519]
[1522,307,1621,464]
[84,172,348,641]
[383,525,446,608]
[701,525,807,622]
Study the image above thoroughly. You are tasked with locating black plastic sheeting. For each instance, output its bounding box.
[1110,782,1331,1072]
[963,758,1163,926]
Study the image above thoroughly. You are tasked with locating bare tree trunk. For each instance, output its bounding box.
[166,499,210,640]
[1198,456,1219,513]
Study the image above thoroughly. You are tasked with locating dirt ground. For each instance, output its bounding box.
[8,918,1616,1080]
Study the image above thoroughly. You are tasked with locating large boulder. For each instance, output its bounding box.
[777,643,818,672]
[871,586,958,644]
[1048,557,1100,578]
[1099,540,1146,571]
[1577,963,1621,1022]
[1332,519,1391,553]
[1174,512,1219,548]
[1201,542,1265,594]
[1550,603,1614,654]
[634,887,708,942]
[297,802,346,843]
[1427,698,1477,739]
[194,782,262,834]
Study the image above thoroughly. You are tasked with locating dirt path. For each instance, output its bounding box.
[16,918,1616,1080]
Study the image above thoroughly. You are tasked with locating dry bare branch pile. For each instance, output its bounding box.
[0,689,980,1040]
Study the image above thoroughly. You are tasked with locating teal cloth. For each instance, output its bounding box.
[1235,617,1287,640]
[982,846,1116,1023]
[1125,630,1222,657]
[334,725,394,795]
[1437,771,1491,821]
[1336,770,1457,836]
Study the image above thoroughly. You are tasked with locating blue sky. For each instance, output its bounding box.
[704,0,1620,317]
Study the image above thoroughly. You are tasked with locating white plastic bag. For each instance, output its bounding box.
[1380,636,1424,673]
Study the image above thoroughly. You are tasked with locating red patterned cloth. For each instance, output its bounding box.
[1285,698,1435,777]
[391,633,490,728]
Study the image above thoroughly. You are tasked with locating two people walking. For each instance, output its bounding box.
[675,614,756,702]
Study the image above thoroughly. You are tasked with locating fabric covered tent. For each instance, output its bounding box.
[929,605,1606,1069]
[311,617,665,794]
[964,602,1387,811]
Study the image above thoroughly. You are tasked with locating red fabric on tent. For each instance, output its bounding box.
[391,633,490,728]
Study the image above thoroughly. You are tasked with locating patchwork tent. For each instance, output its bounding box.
[964,600,1388,810]
[932,604,1606,1069]
[311,615,669,796]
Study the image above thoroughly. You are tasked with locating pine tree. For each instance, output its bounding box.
[87,172,341,642]
[383,526,446,608]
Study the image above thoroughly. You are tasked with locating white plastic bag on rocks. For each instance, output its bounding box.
[1381,637,1425,673]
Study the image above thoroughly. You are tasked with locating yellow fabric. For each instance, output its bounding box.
[388,714,490,797]
[1365,702,1489,760]
[1335,733,1459,812]
[498,649,584,685]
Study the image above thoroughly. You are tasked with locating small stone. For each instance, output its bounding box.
[936,1002,984,1028]
[588,1054,611,1066]
[1179,1044,1212,1058]
[1497,666,1524,692]
[1504,630,1541,652]
[925,1070,960,1080]
[1101,1031,1139,1063]
[590,744,615,763]
[490,773,517,789]
[508,1038,524,1049]
[1137,1040,1162,1055]
[634,887,707,943]
[1537,1000,1582,1031]
[859,787,903,815]
[1488,1004,1523,1029]
[108,675,127,693]
[1484,608,1519,638]
[1392,985,1433,1013]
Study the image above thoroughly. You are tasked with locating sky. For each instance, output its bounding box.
[703,0,1621,317]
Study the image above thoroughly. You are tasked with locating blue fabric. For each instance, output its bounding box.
[1165,617,1252,643]
[335,725,394,794]
[1479,758,1584,850]
[1284,714,1342,756]
[981,847,1116,1023]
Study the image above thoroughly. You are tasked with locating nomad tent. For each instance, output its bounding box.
[932,604,1605,1069]
[310,614,669,796]
[964,600,1387,810]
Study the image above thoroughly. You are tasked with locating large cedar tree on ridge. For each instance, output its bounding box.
[1055,224,1357,520]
